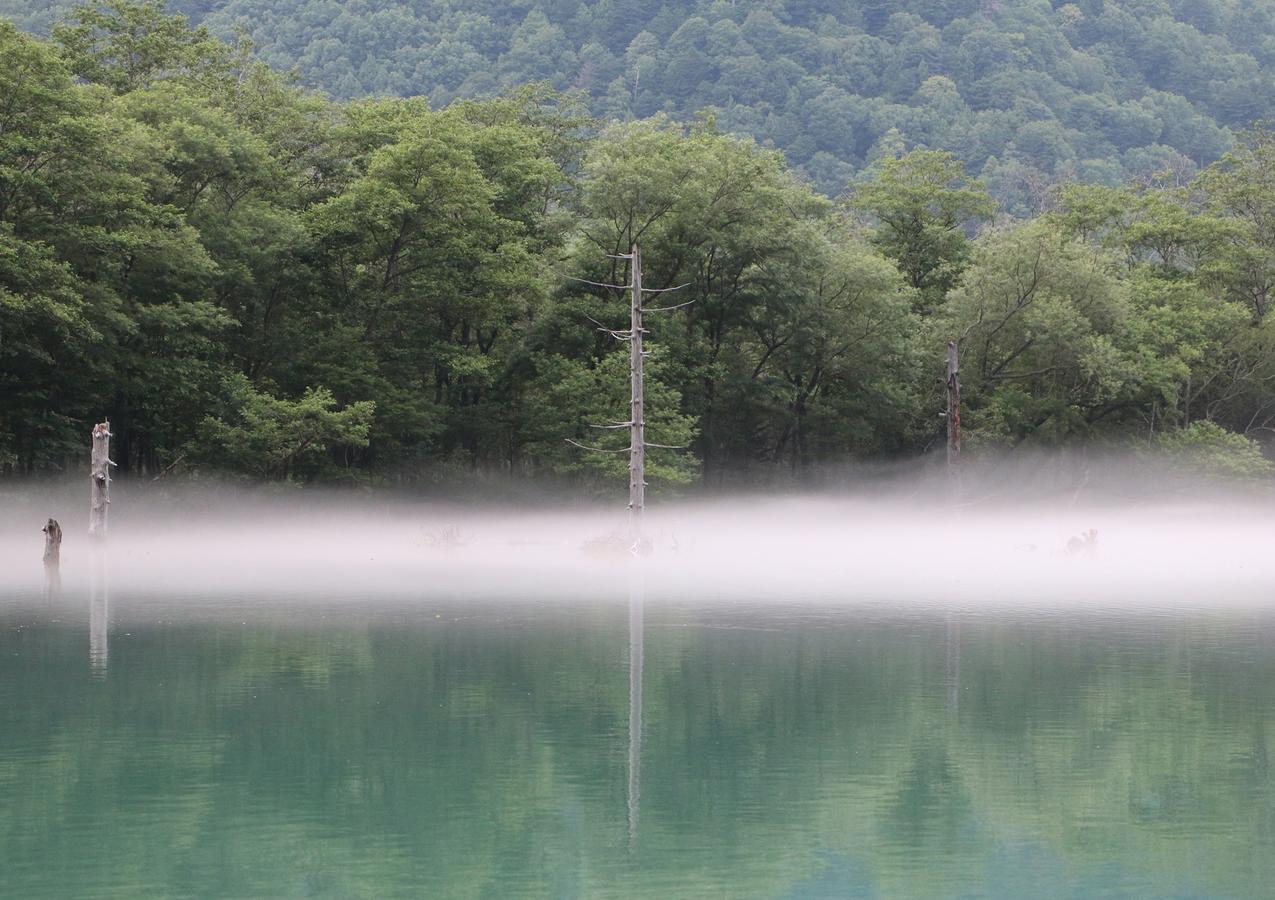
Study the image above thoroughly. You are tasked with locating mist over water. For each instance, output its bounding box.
[3,460,1275,898]
[2,458,1272,607]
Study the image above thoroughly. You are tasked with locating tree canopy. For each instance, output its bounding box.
[4,0,1272,205]
[0,3,1272,489]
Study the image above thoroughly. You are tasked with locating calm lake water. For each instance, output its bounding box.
[2,587,1274,898]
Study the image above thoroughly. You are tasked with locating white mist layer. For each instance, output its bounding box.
[1,489,1272,607]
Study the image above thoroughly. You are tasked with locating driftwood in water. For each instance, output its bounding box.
[42,518,62,565]
[89,421,112,539]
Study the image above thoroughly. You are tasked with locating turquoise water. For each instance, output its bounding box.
[2,589,1274,898]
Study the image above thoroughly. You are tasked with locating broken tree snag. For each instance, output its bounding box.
[43,518,62,600]
[42,518,62,566]
[945,340,961,466]
[89,420,113,540]
[629,243,645,542]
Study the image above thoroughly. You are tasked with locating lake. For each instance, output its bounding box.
[2,584,1273,898]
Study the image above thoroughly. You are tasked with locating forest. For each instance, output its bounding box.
[2,1,1274,488]
[3,0,1271,203]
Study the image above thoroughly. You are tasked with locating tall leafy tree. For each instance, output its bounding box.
[850,150,995,310]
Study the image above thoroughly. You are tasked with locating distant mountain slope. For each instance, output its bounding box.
[6,0,1275,203]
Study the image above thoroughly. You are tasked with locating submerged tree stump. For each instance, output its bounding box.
[42,518,62,565]
[89,421,112,539]
[42,518,62,600]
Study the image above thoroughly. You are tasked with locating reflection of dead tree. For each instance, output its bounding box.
[563,244,692,546]
[627,570,644,852]
[945,611,960,716]
[90,552,109,677]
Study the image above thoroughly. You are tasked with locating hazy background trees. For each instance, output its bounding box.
[2,0,1265,205]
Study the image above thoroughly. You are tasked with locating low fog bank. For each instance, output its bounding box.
[2,455,1272,608]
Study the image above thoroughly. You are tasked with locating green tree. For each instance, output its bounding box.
[192,375,374,480]
[1153,420,1274,481]
[850,149,995,309]
[932,220,1134,445]
[1196,126,1275,322]
[522,346,698,490]
[52,0,232,94]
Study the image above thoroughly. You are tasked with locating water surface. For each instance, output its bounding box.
[2,588,1273,898]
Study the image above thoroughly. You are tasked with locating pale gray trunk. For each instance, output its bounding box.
[945,341,961,466]
[628,244,645,541]
[89,421,112,539]
[42,517,61,565]
[42,518,62,600]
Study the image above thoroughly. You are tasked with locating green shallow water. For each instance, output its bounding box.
[2,589,1274,898]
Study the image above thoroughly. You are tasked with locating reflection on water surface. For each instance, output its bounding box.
[2,589,1274,898]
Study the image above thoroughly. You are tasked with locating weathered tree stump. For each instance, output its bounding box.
[89,421,112,539]
[42,518,62,600]
[42,518,62,565]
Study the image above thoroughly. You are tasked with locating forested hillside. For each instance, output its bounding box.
[2,2,1274,488]
[5,0,1274,204]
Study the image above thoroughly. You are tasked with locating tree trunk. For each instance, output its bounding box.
[42,518,62,600]
[629,243,645,541]
[42,518,62,565]
[946,341,961,466]
[89,421,112,540]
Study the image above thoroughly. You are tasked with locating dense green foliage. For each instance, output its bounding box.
[5,0,1275,202]
[1,2,1272,487]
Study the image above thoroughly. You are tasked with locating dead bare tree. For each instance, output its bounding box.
[946,341,962,466]
[564,244,692,545]
[89,421,113,540]
[629,247,646,534]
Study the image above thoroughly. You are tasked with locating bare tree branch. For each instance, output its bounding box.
[555,271,631,290]
[566,438,631,453]
[643,297,698,313]
[640,282,694,294]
